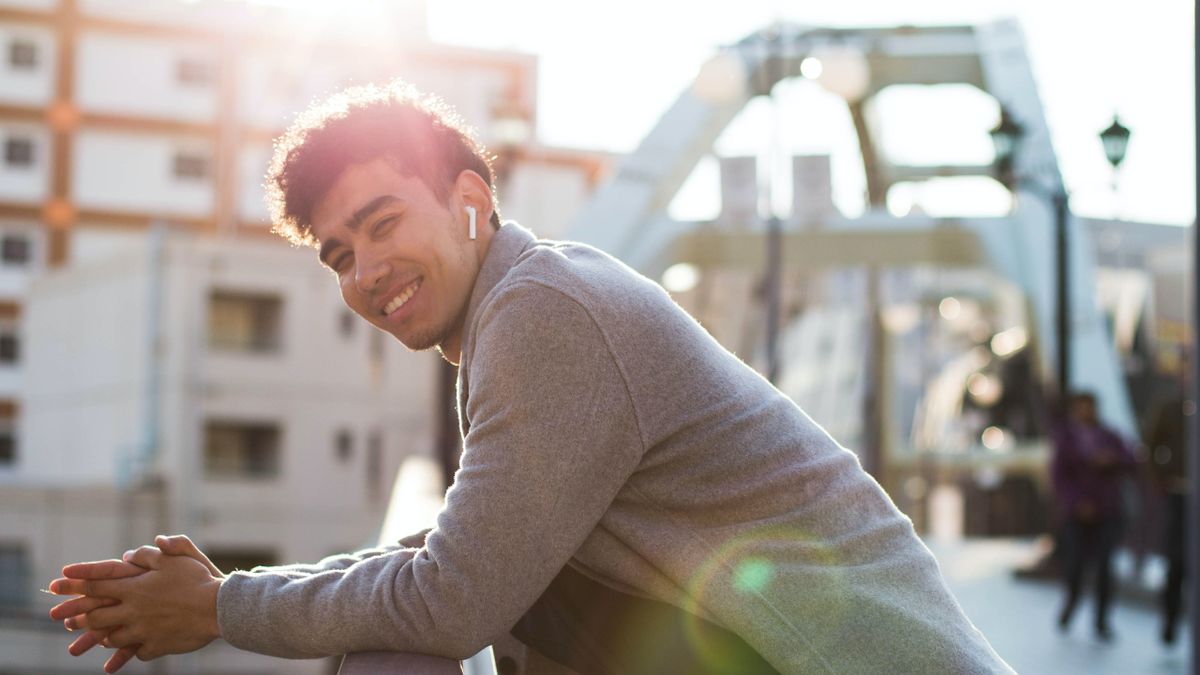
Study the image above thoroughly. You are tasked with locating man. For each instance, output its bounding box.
[1051,391,1137,641]
[1146,367,1190,646]
[49,81,1011,673]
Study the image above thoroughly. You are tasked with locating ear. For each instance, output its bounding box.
[454,170,496,228]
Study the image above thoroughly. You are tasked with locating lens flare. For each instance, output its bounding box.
[680,525,853,669]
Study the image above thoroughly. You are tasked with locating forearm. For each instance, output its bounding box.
[245,545,406,577]
[218,548,429,658]
[242,530,430,577]
[216,284,642,660]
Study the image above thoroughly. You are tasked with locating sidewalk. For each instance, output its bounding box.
[929,538,1190,675]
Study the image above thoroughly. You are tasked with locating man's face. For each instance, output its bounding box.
[309,158,484,360]
[1070,397,1098,425]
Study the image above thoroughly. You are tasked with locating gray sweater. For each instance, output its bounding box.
[217,223,1011,673]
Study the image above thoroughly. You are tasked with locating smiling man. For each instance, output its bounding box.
[50,81,1011,674]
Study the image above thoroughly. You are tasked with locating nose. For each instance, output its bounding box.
[355,253,391,293]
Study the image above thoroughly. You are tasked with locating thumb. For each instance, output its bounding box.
[155,535,223,577]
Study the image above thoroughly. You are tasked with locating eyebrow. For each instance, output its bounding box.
[317,195,406,266]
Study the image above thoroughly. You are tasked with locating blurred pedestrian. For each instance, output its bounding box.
[1052,391,1137,641]
[1147,369,1190,645]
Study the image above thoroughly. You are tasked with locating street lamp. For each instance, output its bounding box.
[988,107,1131,397]
[1099,116,1132,169]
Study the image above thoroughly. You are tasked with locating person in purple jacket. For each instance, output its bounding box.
[1051,391,1138,640]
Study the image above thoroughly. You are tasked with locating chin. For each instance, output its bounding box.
[392,324,451,353]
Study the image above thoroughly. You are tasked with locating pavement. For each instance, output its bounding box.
[929,538,1191,675]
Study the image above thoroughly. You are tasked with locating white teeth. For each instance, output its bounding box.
[382,280,420,315]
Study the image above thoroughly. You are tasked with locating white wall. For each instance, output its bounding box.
[73,129,215,217]
[0,21,55,106]
[75,31,218,123]
[505,161,592,240]
[20,248,150,485]
[236,53,404,131]
[237,142,271,223]
[0,122,50,203]
[406,65,510,145]
[70,225,146,264]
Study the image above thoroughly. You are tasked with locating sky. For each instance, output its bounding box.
[420,0,1195,228]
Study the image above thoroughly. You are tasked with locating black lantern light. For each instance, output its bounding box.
[1099,115,1132,169]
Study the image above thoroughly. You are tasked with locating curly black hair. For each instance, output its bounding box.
[266,80,500,247]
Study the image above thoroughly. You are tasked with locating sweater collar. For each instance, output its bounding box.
[458,221,536,366]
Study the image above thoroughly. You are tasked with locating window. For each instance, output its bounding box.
[339,309,356,337]
[208,291,282,353]
[366,430,382,502]
[8,39,36,70]
[1,235,30,265]
[173,152,210,181]
[335,428,353,462]
[369,327,384,361]
[207,548,277,574]
[0,544,29,608]
[204,421,280,478]
[4,137,33,168]
[0,427,13,466]
[0,332,17,364]
[176,57,215,86]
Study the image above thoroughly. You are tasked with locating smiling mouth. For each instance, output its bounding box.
[382,278,422,316]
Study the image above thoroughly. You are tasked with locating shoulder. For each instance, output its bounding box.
[511,239,649,300]
[479,239,658,331]
[471,268,613,381]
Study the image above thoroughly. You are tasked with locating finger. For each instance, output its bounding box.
[104,646,139,674]
[61,559,147,580]
[48,578,86,596]
[68,629,108,657]
[64,610,105,631]
[156,534,222,576]
[50,595,117,621]
[85,605,129,632]
[122,545,163,571]
[49,577,121,599]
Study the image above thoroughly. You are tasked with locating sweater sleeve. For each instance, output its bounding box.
[215,282,644,659]
[239,546,407,578]
[238,531,431,578]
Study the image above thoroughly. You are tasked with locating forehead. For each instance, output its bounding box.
[309,158,439,243]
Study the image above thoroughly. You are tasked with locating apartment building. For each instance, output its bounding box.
[0,1,608,672]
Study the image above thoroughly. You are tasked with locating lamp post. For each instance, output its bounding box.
[989,107,1130,398]
[759,26,784,385]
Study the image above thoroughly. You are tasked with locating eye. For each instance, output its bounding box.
[371,216,398,237]
[331,252,354,274]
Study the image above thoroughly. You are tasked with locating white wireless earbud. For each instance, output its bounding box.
[466,206,477,240]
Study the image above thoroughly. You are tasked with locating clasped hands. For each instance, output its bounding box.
[47,534,225,673]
